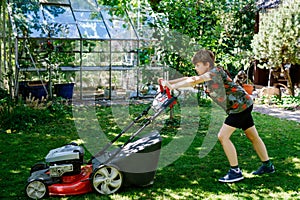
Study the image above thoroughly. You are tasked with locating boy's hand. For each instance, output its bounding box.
[157,78,173,90]
[165,81,174,90]
[157,78,166,86]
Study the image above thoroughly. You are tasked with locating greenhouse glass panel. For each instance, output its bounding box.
[74,11,109,39]
[8,1,48,38]
[100,7,138,40]
[128,9,157,40]
[81,40,109,52]
[42,5,75,23]
[78,22,109,39]
[42,5,79,38]
[47,23,79,38]
[70,0,98,11]
[73,11,102,21]
[110,40,138,66]
[136,15,156,40]
[81,52,101,66]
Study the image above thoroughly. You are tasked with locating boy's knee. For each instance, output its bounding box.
[245,130,260,142]
[246,133,261,143]
[218,132,226,142]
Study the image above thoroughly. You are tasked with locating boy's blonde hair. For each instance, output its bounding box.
[192,49,215,67]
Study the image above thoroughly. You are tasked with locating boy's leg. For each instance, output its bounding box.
[244,125,275,175]
[218,123,244,183]
[244,125,269,161]
[218,123,238,166]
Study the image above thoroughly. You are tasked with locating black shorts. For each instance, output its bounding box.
[224,105,254,130]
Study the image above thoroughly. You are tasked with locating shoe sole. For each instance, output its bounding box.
[218,176,244,183]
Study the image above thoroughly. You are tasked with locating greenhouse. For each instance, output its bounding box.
[1,0,166,100]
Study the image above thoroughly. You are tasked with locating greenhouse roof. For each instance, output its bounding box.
[7,0,154,40]
[256,0,281,10]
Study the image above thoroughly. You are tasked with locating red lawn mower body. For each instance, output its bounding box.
[48,165,93,196]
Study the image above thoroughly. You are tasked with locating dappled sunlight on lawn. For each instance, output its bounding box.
[0,103,299,199]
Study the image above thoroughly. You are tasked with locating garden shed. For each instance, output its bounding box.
[2,0,165,100]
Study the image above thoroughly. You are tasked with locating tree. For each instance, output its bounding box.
[251,0,300,95]
[152,0,256,77]
[95,0,256,77]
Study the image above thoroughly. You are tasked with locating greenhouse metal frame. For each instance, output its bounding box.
[1,0,164,100]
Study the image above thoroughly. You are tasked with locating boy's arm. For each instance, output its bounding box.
[168,77,189,84]
[166,72,211,89]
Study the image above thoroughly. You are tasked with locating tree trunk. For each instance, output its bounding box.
[283,67,294,96]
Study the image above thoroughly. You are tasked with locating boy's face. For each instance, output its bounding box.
[194,62,210,75]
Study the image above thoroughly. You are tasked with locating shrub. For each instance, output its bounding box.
[0,97,72,132]
[0,88,9,99]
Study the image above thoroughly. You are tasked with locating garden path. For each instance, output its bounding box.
[253,104,300,123]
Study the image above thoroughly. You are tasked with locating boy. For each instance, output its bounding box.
[162,49,274,183]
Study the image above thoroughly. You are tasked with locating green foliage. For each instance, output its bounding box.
[138,47,155,65]
[17,39,77,83]
[98,0,257,76]
[0,98,49,132]
[154,0,256,76]
[0,97,71,132]
[251,0,300,95]
[268,95,300,110]
[251,0,300,69]
[97,0,128,8]
[0,102,299,199]
[0,87,9,99]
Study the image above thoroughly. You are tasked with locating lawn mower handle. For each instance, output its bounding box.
[89,80,180,164]
[158,78,181,101]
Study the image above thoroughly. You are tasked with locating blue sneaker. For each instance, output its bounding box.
[252,164,275,175]
[219,169,244,183]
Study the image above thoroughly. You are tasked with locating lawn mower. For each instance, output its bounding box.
[25,82,179,199]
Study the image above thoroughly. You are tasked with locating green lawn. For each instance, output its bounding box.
[0,102,299,199]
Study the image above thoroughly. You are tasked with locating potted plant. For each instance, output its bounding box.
[49,40,77,100]
[53,70,75,100]
[234,70,254,95]
[232,49,255,95]
[242,82,254,95]
[18,80,49,100]
[16,39,51,100]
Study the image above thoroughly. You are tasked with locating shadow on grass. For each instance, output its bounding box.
[0,106,299,199]
[111,112,300,199]
[0,116,78,200]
